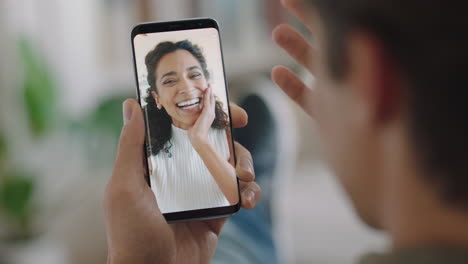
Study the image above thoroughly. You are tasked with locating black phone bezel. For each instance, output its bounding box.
[130,18,241,222]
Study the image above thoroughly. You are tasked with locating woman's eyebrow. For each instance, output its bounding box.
[160,71,176,80]
[186,66,201,71]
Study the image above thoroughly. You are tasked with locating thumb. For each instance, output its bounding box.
[112,99,146,185]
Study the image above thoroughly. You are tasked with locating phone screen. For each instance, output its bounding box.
[132,22,240,218]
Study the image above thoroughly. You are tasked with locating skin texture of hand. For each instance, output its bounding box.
[187,85,216,148]
[104,99,261,264]
[272,0,317,117]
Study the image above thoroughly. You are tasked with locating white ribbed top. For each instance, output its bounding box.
[150,125,231,214]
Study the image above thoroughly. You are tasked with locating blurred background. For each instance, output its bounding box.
[0,0,387,263]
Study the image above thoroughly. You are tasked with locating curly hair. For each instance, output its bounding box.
[143,40,228,156]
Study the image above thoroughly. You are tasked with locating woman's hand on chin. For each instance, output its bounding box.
[188,85,216,149]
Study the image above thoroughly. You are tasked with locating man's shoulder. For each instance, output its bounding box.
[357,247,468,264]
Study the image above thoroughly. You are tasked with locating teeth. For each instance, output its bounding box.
[183,104,199,109]
[177,98,200,107]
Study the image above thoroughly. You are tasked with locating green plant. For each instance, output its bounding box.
[0,36,133,241]
[68,94,131,167]
[0,129,35,241]
[19,37,58,138]
[83,94,126,141]
[0,37,57,240]
[0,172,35,240]
[0,132,6,162]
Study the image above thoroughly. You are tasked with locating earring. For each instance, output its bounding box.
[157,104,162,109]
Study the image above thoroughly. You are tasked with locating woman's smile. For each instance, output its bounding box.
[176,97,201,109]
[175,97,203,115]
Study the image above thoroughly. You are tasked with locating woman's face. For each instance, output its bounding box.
[153,49,209,129]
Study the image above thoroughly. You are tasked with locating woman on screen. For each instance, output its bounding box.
[143,40,238,214]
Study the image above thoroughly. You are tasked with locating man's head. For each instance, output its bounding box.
[302,0,468,228]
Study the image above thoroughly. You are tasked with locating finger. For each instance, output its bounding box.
[239,181,262,210]
[198,88,211,125]
[205,86,213,111]
[234,142,255,182]
[203,87,210,111]
[210,87,215,107]
[273,24,315,72]
[203,218,228,236]
[272,65,315,117]
[229,103,248,128]
[281,0,314,31]
[112,99,147,186]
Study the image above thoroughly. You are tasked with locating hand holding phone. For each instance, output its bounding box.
[104,98,261,263]
[104,18,261,263]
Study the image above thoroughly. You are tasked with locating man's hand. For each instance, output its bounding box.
[104,99,261,264]
[272,0,316,117]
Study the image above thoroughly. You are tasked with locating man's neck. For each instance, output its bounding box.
[380,126,468,250]
[383,162,468,250]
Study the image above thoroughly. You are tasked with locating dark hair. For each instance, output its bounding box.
[308,0,468,205]
[143,40,228,156]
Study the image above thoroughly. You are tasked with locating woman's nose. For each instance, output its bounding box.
[178,77,195,94]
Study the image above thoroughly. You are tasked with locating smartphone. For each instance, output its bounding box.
[131,18,240,222]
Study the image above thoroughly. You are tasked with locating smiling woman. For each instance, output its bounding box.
[142,40,238,214]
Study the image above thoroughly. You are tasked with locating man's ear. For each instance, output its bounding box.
[347,31,403,124]
[151,91,162,109]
